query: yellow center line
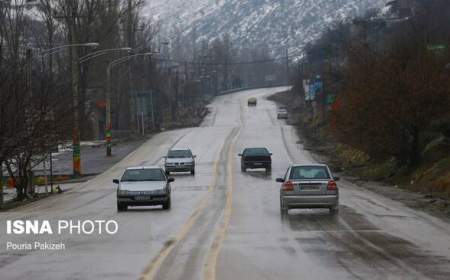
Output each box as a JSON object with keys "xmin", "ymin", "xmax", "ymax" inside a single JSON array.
[
  {"xmin": 204, "ymin": 130, "xmax": 239, "ymax": 280},
  {"xmin": 139, "ymin": 160, "xmax": 219, "ymax": 280}
]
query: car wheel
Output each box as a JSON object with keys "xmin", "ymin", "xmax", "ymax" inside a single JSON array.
[
  {"xmin": 280, "ymin": 208, "xmax": 288, "ymax": 219},
  {"xmin": 191, "ymin": 169, "xmax": 195, "ymax": 175},
  {"xmin": 117, "ymin": 203, "xmax": 127, "ymax": 212},
  {"xmin": 241, "ymin": 165, "xmax": 246, "ymax": 172},
  {"xmin": 280, "ymin": 198, "xmax": 288, "ymax": 214},
  {"xmin": 162, "ymin": 197, "xmax": 171, "ymax": 210}
]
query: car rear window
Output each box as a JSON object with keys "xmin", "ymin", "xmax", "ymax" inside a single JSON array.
[
  {"xmin": 121, "ymin": 169, "xmax": 166, "ymax": 182},
  {"xmin": 168, "ymin": 149, "xmax": 192, "ymax": 158},
  {"xmin": 289, "ymin": 166, "xmax": 330, "ymax": 180},
  {"xmin": 243, "ymin": 148, "xmax": 270, "ymax": 156}
]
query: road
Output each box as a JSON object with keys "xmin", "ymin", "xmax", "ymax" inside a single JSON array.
[{"xmin": 1, "ymin": 87, "xmax": 450, "ymax": 280}]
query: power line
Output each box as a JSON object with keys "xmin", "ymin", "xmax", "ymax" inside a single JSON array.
[{"xmin": 151, "ymin": 56, "xmax": 288, "ymax": 66}]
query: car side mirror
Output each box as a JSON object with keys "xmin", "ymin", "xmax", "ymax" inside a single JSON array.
[
  {"xmin": 334, "ymin": 176, "xmax": 340, "ymax": 181},
  {"xmin": 168, "ymin": 178, "xmax": 175, "ymax": 183},
  {"xmin": 238, "ymin": 153, "xmax": 242, "ymax": 157},
  {"xmin": 193, "ymin": 155, "xmax": 197, "ymax": 158},
  {"xmin": 113, "ymin": 179, "xmax": 120, "ymax": 184},
  {"xmin": 276, "ymin": 178, "xmax": 285, "ymax": 183},
  {"xmin": 269, "ymin": 153, "xmax": 273, "ymax": 156}
]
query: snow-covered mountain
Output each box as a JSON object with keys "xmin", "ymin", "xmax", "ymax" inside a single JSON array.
[{"xmin": 144, "ymin": 0, "xmax": 386, "ymax": 57}]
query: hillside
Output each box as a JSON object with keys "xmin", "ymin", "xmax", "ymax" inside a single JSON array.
[{"xmin": 144, "ymin": 0, "xmax": 386, "ymax": 57}]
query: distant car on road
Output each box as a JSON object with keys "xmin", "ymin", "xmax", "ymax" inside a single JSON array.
[
  {"xmin": 114, "ymin": 166, "xmax": 174, "ymax": 211},
  {"xmin": 247, "ymin": 97, "xmax": 257, "ymax": 106},
  {"xmin": 277, "ymin": 107, "xmax": 288, "ymax": 119},
  {"xmin": 239, "ymin": 147, "xmax": 272, "ymax": 172},
  {"xmin": 277, "ymin": 164, "xmax": 339, "ymax": 214},
  {"xmin": 164, "ymin": 148, "xmax": 196, "ymax": 175}
]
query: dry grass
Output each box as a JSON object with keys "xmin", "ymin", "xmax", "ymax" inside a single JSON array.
[{"xmin": 412, "ymin": 158, "xmax": 450, "ymax": 197}]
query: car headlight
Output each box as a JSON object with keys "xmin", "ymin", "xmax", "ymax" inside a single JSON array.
[
  {"xmin": 152, "ymin": 189, "xmax": 167, "ymax": 195},
  {"xmin": 117, "ymin": 190, "xmax": 130, "ymax": 196}
]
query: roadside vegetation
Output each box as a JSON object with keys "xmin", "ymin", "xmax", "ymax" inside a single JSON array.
[{"xmin": 271, "ymin": 0, "xmax": 450, "ymax": 215}]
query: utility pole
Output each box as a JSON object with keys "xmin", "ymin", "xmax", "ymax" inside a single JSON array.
[
  {"xmin": 26, "ymin": 48, "xmax": 32, "ymax": 96},
  {"xmin": 49, "ymin": 150, "xmax": 53, "ymax": 191},
  {"xmin": 26, "ymin": 47, "xmax": 34, "ymax": 195},
  {"xmin": 192, "ymin": 25, "xmax": 197, "ymax": 76},
  {"xmin": 68, "ymin": 0, "xmax": 81, "ymax": 176},
  {"xmin": 213, "ymin": 70, "xmax": 218, "ymax": 96},
  {"xmin": 224, "ymin": 50, "xmax": 229, "ymax": 91},
  {"xmin": 106, "ymin": 64, "xmax": 113, "ymax": 156},
  {"xmin": 285, "ymin": 47, "xmax": 290, "ymax": 85},
  {"xmin": 150, "ymin": 89, "xmax": 155, "ymax": 130},
  {"xmin": 127, "ymin": 0, "xmax": 135, "ymax": 136},
  {"xmin": 144, "ymin": 55, "xmax": 155, "ymax": 130},
  {"xmin": 282, "ymin": 0, "xmax": 290, "ymax": 86}
]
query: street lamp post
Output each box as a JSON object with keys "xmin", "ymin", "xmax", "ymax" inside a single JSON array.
[
  {"xmin": 40, "ymin": 43, "xmax": 99, "ymax": 57},
  {"xmin": 105, "ymin": 52, "xmax": 159, "ymax": 156},
  {"xmin": 79, "ymin": 47, "xmax": 132, "ymax": 63},
  {"xmin": 78, "ymin": 47, "xmax": 131, "ymax": 154},
  {"xmin": 25, "ymin": 42, "xmax": 99, "ymax": 177},
  {"xmin": 79, "ymin": 48, "xmax": 132, "ymax": 82}
]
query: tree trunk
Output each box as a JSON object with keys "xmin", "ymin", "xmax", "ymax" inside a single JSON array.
[
  {"xmin": 398, "ymin": 129, "xmax": 411, "ymax": 166},
  {"xmin": 19, "ymin": 165, "xmax": 27, "ymax": 201},
  {"xmin": 5, "ymin": 161, "xmax": 14, "ymax": 196},
  {"xmin": 409, "ymin": 127, "xmax": 420, "ymax": 166},
  {"xmin": 0, "ymin": 159, "xmax": 3, "ymax": 206}
]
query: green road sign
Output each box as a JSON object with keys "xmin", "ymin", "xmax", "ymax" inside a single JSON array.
[{"xmin": 427, "ymin": 44, "xmax": 447, "ymax": 51}]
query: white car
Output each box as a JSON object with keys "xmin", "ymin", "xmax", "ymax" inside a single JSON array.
[
  {"xmin": 164, "ymin": 148, "xmax": 196, "ymax": 175},
  {"xmin": 114, "ymin": 166, "xmax": 174, "ymax": 211}
]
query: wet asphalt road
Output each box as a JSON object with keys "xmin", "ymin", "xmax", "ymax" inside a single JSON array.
[{"xmin": 1, "ymin": 87, "xmax": 450, "ymax": 280}]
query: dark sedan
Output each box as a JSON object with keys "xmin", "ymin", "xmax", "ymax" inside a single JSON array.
[{"xmin": 239, "ymin": 147, "xmax": 272, "ymax": 172}]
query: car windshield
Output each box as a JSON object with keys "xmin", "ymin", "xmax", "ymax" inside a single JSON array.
[
  {"xmin": 167, "ymin": 149, "xmax": 192, "ymax": 158},
  {"xmin": 243, "ymin": 148, "xmax": 270, "ymax": 156},
  {"xmin": 121, "ymin": 169, "xmax": 166, "ymax": 182},
  {"xmin": 290, "ymin": 166, "xmax": 330, "ymax": 180}
]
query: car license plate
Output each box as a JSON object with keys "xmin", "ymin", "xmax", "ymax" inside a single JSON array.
[
  {"xmin": 301, "ymin": 185, "xmax": 319, "ymax": 191},
  {"xmin": 254, "ymin": 163, "xmax": 263, "ymax": 166},
  {"xmin": 135, "ymin": 196, "xmax": 152, "ymax": 201}
]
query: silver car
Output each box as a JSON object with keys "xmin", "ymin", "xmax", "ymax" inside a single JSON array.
[
  {"xmin": 114, "ymin": 166, "xmax": 174, "ymax": 211},
  {"xmin": 164, "ymin": 148, "xmax": 196, "ymax": 175},
  {"xmin": 277, "ymin": 164, "xmax": 339, "ymax": 214}
]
